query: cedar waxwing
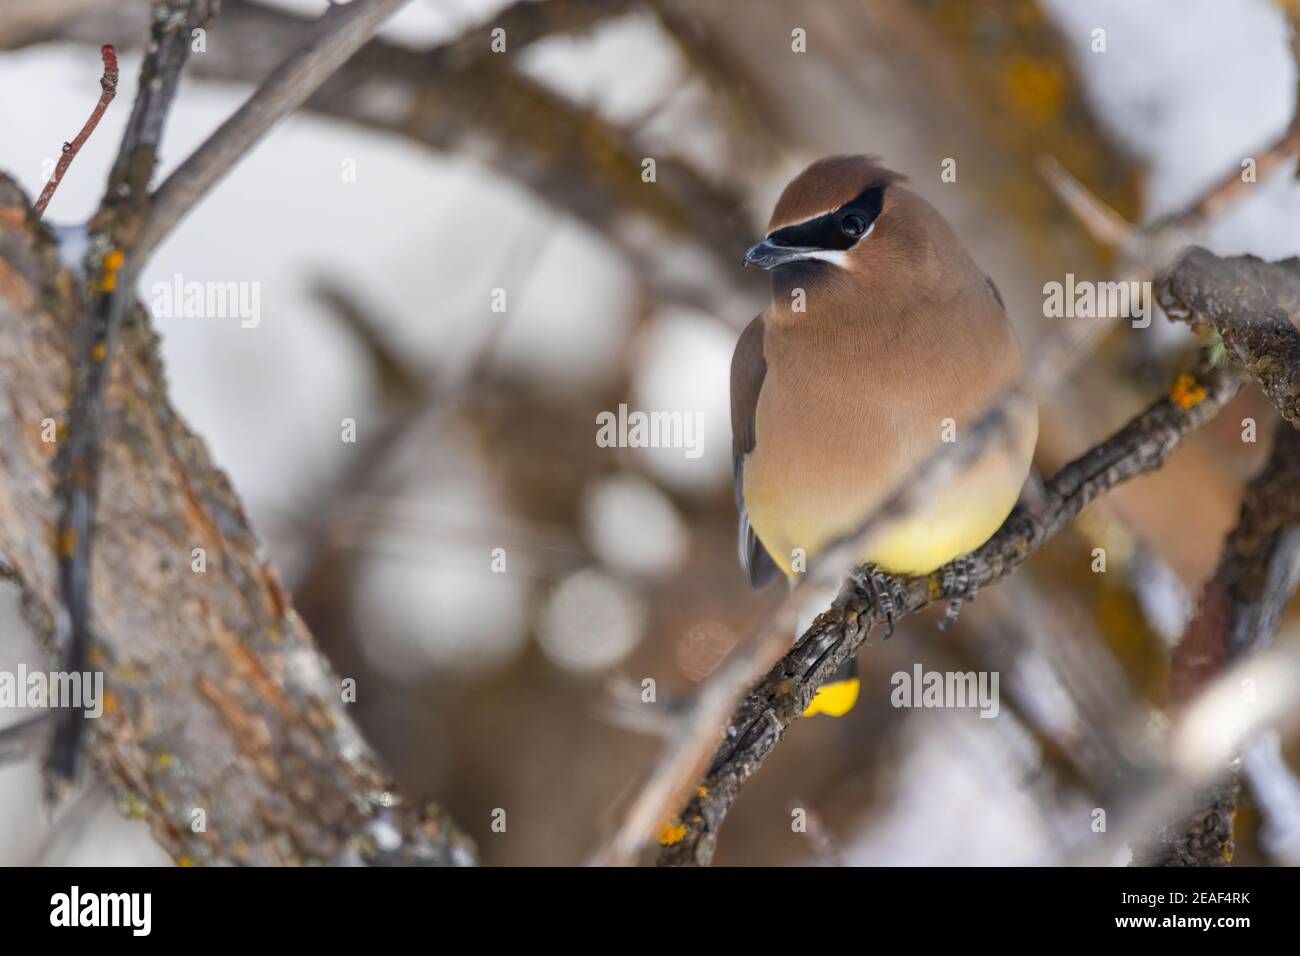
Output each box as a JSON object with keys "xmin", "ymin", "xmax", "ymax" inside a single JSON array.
[{"xmin": 732, "ymin": 155, "xmax": 1038, "ymax": 717}]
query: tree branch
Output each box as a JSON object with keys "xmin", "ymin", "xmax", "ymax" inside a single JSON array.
[
  {"xmin": 653, "ymin": 248, "xmax": 1300, "ymax": 866},
  {"xmin": 656, "ymin": 364, "xmax": 1239, "ymax": 866},
  {"xmin": 51, "ymin": 0, "xmax": 219, "ymax": 784},
  {"xmin": 1136, "ymin": 417, "xmax": 1300, "ymax": 865},
  {"xmin": 139, "ymin": 0, "xmax": 413, "ymax": 260},
  {"xmin": 20, "ymin": 0, "xmax": 759, "ymax": 316},
  {"xmin": 1159, "ymin": 247, "xmax": 1300, "ymax": 428},
  {"xmin": 0, "ymin": 173, "xmax": 475, "ymax": 865}
]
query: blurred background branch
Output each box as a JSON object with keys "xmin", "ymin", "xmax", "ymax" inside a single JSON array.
[{"xmin": 1137, "ymin": 419, "xmax": 1300, "ymax": 865}]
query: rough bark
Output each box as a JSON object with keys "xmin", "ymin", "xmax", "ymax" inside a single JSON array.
[
  {"xmin": 0, "ymin": 176, "xmax": 475, "ymax": 866},
  {"xmin": 1160, "ymin": 247, "xmax": 1300, "ymax": 428}
]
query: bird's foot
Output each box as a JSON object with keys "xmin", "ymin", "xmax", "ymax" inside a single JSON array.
[
  {"xmin": 848, "ymin": 563, "xmax": 908, "ymax": 638},
  {"xmin": 939, "ymin": 554, "xmax": 979, "ymax": 630}
]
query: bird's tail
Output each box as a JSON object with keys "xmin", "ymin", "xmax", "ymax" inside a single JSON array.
[{"xmin": 803, "ymin": 655, "xmax": 859, "ymax": 717}]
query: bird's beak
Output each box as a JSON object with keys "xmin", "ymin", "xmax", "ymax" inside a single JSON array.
[{"xmin": 743, "ymin": 239, "xmax": 820, "ymax": 270}]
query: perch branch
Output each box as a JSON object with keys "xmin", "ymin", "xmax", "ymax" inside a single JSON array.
[
  {"xmin": 655, "ymin": 365, "xmax": 1238, "ymax": 866},
  {"xmin": 595, "ymin": 276, "xmax": 1128, "ymax": 865},
  {"xmin": 602, "ymin": 91, "xmax": 1286, "ymax": 862},
  {"xmin": 649, "ymin": 249, "xmax": 1300, "ymax": 866},
  {"xmin": 598, "ymin": 221, "xmax": 1164, "ymax": 865}
]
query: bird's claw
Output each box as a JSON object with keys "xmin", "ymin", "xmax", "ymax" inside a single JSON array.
[
  {"xmin": 939, "ymin": 554, "xmax": 978, "ymax": 630},
  {"xmin": 849, "ymin": 564, "xmax": 907, "ymax": 638}
]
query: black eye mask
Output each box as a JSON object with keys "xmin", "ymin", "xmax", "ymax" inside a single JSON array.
[{"xmin": 767, "ymin": 184, "xmax": 885, "ymax": 251}]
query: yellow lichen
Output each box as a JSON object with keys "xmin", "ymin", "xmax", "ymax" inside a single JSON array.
[
  {"xmin": 99, "ymin": 249, "xmax": 125, "ymax": 292},
  {"xmin": 1170, "ymin": 373, "xmax": 1207, "ymax": 409},
  {"xmin": 1004, "ymin": 55, "xmax": 1066, "ymax": 123},
  {"xmin": 657, "ymin": 819, "xmax": 687, "ymax": 846}
]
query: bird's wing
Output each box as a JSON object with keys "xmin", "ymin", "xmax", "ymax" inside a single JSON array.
[{"xmin": 731, "ymin": 314, "xmax": 780, "ymax": 588}]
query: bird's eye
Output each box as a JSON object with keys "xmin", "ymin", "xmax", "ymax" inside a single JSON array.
[{"xmin": 840, "ymin": 213, "xmax": 867, "ymax": 237}]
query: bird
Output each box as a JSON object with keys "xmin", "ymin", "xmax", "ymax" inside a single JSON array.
[{"xmin": 731, "ymin": 155, "xmax": 1037, "ymax": 717}]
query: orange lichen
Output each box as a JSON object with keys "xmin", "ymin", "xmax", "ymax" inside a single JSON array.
[
  {"xmin": 1004, "ymin": 55, "xmax": 1066, "ymax": 123},
  {"xmin": 99, "ymin": 248, "xmax": 124, "ymax": 292},
  {"xmin": 657, "ymin": 819, "xmax": 687, "ymax": 846},
  {"xmin": 1170, "ymin": 373, "xmax": 1207, "ymax": 409}
]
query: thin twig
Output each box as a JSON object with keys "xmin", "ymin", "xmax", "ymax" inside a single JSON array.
[
  {"xmin": 138, "ymin": 0, "xmax": 413, "ymax": 261},
  {"xmin": 50, "ymin": 0, "xmax": 218, "ymax": 787},
  {"xmin": 1036, "ymin": 155, "xmax": 1133, "ymax": 248},
  {"xmin": 1040, "ymin": 11, "xmax": 1300, "ymax": 271},
  {"xmin": 16, "ymin": 0, "xmax": 757, "ymax": 316},
  {"xmin": 0, "ymin": 713, "xmax": 55, "ymax": 766},
  {"xmin": 50, "ymin": 0, "xmax": 411, "ymax": 788},
  {"xmin": 32, "ymin": 44, "xmax": 119, "ymax": 218}
]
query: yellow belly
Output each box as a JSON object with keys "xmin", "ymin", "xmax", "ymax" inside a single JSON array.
[
  {"xmin": 744, "ymin": 408, "xmax": 1036, "ymax": 577},
  {"xmin": 852, "ymin": 473, "xmax": 1021, "ymax": 574}
]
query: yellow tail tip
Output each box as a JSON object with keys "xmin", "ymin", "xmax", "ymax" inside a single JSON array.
[{"xmin": 803, "ymin": 677, "xmax": 860, "ymax": 717}]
